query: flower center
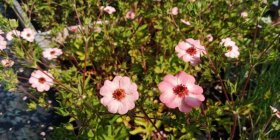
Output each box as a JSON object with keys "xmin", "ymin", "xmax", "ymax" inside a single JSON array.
[
  {"xmin": 27, "ymin": 33, "xmax": 31, "ymax": 37},
  {"xmin": 38, "ymin": 77, "xmax": 46, "ymax": 84},
  {"xmin": 227, "ymin": 46, "xmax": 232, "ymax": 51},
  {"xmin": 186, "ymin": 47, "xmax": 197, "ymax": 56},
  {"xmin": 70, "ymin": 28, "xmax": 77, "ymax": 32},
  {"xmin": 173, "ymin": 84, "xmax": 188, "ymax": 97},
  {"xmin": 50, "ymin": 51, "xmax": 56, "ymax": 55},
  {"xmin": 113, "ymin": 88, "xmax": 126, "ymax": 101}
]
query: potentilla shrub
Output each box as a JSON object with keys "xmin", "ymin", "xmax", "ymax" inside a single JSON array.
[{"xmin": 0, "ymin": 0, "xmax": 280, "ymax": 139}]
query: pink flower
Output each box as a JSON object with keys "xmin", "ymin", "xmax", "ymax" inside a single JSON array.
[
  {"xmin": 158, "ymin": 71, "xmax": 205, "ymax": 113},
  {"xmin": 100, "ymin": 76, "xmax": 139, "ymax": 114},
  {"xmin": 126, "ymin": 11, "xmax": 136, "ymax": 20},
  {"xmin": 175, "ymin": 38, "xmax": 206, "ymax": 66},
  {"xmin": 101, "ymin": 6, "xmax": 116, "ymax": 14},
  {"xmin": 0, "ymin": 36, "xmax": 7, "ymax": 50},
  {"xmin": 241, "ymin": 11, "xmax": 248, "ymax": 18},
  {"xmin": 276, "ymin": 112, "xmax": 280, "ymax": 119},
  {"xmin": 270, "ymin": 106, "xmax": 280, "ymax": 119},
  {"xmin": 1, "ymin": 59, "xmax": 14, "ymax": 67},
  {"xmin": 0, "ymin": 29, "xmax": 4, "ymax": 34},
  {"xmin": 180, "ymin": 19, "xmax": 191, "ymax": 25},
  {"xmin": 6, "ymin": 30, "xmax": 20, "ymax": 41},
  {"xmin": 221, "ymin": 38, "xmax": 240, "ymax": 58},
  {"xmin": 225, "ymin": 45, "xmax": 240, "ymax": 58},
  {"xmin": 29, "ymin": 70, "xmax": 54, "ymax": 92},
  {"xmin": 171, "ymin": 7, "xmax": 179, "ymax": 15},
  {"xmin": 207, "ymin": 34, "xmax": 213, "ymax": 42},
  {"xmin": 220, "ymin": 37, "xmax": 236, "ymax": 47},
  {"xmin": 21, "ymin": 28, "xmax": 36, "ymax": 42},
  {"xmin": 68, "ymin": 25, "xmax": 79, "ymax": 33},
  {"xmin": 42, "ymin": 48, "xmax": 63, "ymax": 60}
]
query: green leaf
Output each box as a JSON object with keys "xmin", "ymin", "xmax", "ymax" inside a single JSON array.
[{"xmin": 87, "ymin": 130, "xmax": 94, "ymax": 138}]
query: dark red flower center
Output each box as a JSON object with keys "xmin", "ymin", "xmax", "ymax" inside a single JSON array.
[
  {"xmin": 50, "ymin": 51, "xmax": 56, "ymax": 55},
  {"xmin": 27, "ymin": 33, "xmax": 31, "ymax": 37},
  {"xmin": 38, "ymin": 77, "xmax": 46, "ymax": 84},
  {"xmin": 227, "ymin": 46, "xmax": 232, "ymax": 51},
  {"xmin": 113, "ymin": 88, "xmax": 126, "ymax": 101},
  {"xmin": 173, "ymin": 84, "xmax": 188, "ymax": 97},
  {"xmin": 186, "ymin": 47, "xmax": 197, "ymax": 56}
]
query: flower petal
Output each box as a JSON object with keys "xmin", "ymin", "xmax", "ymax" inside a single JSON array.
[
  {"xmin": 100, "ymin": 80, "xmax": 116, "ymax": 97},
  {"xmin": 159, "ymin": 91, "xmax": 175, "ymax": 104},
  {"xmin": 118, "ymin": 103, "xmax": 129, "ymax": 115},
  {"xmin": 122, "ymin": 98, "xmax": 135, "ymax": 110},
  {"xmin": 184, "ymin": 95, "xmax": 202, "ymax": 107},
  {"xmin": 158, "ymin": 81, "xmax": 174, "ymax": 93},
  {"xmin": 165, "ymin": 95, "xmax": 182, "ymax": 108},
  {"xmin": 112, "ymin": 76, "xmax": 122, "ymax": 85},
  {"xmin": 107, "ymin": 100, "xmax": 121, "ymax": 114},
  {"xmin": 187, "ymin": 84, "xmax": 203, "ymax": 95},
  {"xmin": 163, "ymin": 74, "xmax": 178, "ymax": 86},
  {"xmin": 120, "ymin": 76, "xmax": 131, "ymax": 90},
  {"xmin": 176, "ymin": 71, "xmax": 195, "ymax": 85},
  {"xmin": 100, "ymin": 97, "xmax": 113, "ymax": 106},
  {"xmin": 178, "ymin": 102, "xmax": 192, "ymax": 113}
]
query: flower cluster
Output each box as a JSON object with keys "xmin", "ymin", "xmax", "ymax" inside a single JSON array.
[
  {"xmin": 6, "ymin": 28, "xmax": 36, "ymax": 42},
  {"xmin": 100, "ymin": 72, "xmax": 204, "ymax": 114}
]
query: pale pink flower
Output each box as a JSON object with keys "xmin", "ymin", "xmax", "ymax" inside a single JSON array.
[
  {"xmin": 126, "ymin": 11, "xmax": 136, "ymax": 20},
  {"xmin": 42, "ymin": 48, "xmax": 63, "ymax": 60},
  {"xmin": 225, "ymin": 45, "xmax": 240, "ymax": 58},
  {"xmin": 0, "ymin": 29, "xmax": 4, "ymax": 34},
  {"xmin": 220, "ymin": 37, "xmax": 236, "ymax": 47},
  {"xmin": 221, "ymin": 38, "xmax": 240, "ymax": 58},
  {"xmin": 270, "ymin": 106, "xmax": 280, "ymax": 119},
  {"xmin": 175, "ymin": 38, "xmax": 206, "ymax": 66},
  {"xmin": 171, "ymin": 7, "xmax": 179, "ymax": 15},
  {"xmin": 181, "ymin": 19, "xmax": 191, "ymax": 25},
  {"xmin": 158, "ymin": 71, "xmax": 204, "ymax": 113},
  {"xmin": 6, "ymin": 30, "xmax": 20, "ymax": 41},
  {"xmin": 1, "ymin": 59, "xmax": 14, "ymax": 67},
  {"xmin": 100, "ymin": 76, "xmax": 139, "ymax": 115},
  {"xmin": 102, "ymin": 6, "xmax": 116, "ymax": 14},
  {"xmin": 0, "ymin": 36, "xmax": 7, "ymax": 50},
  {"xmin": 241, "ymin": 11, "xmax": 248, "ymax": 18},
  {"xmin": 207, "ymin": 34, "xmax": 213, "ymax": 42},
  {"xmin": 21, "ymin": 28, "xmax": 36, "ymax": 42},
  {"xmin": 29, "ymin": 70, "xmax": 54, "ymax": 92}
]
